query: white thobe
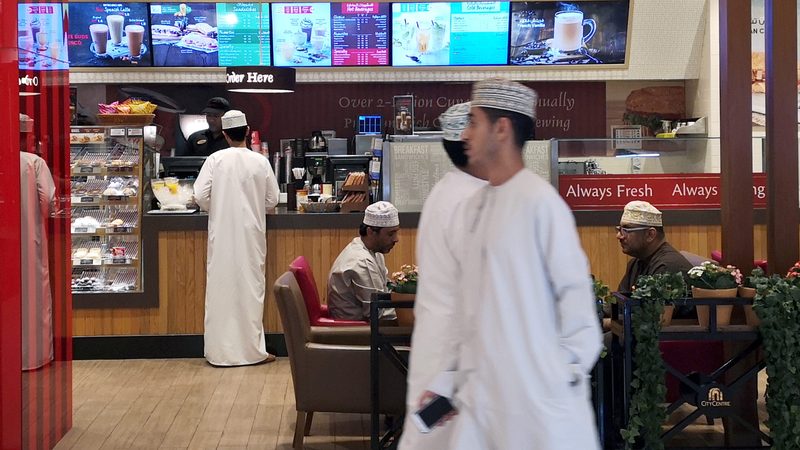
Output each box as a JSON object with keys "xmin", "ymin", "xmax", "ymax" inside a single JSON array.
[
  {"xmin": 327, "ymin": 237, "xmax": 395, "ymax": 321},
  {"xmin": 20, "ymin": 152, "xmax": 55, "ymax": 371},
  {"xmin": 447, "ymin": 169, "xmax": 602, "ymax": 450},
  {"xmin": 194, "ymin": 146, "xmax": 280, "ymax": 366},
  {"xmin": 399, "ymin": 169, "xmax": 486, "ymax": 450}
]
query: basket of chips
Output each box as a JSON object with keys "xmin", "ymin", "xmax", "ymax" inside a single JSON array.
[{"xmin": 97, "ymin": 98, "xmax": 157, "ymax": 125}]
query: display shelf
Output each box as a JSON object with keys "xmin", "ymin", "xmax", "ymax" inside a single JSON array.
[
  {"xmin": 70, "ymin": 126, "xmax": 145, "ymax": 295},
  {"xmin": 339, "ymin": 171, "xmax": 369, "ymax": 212}
]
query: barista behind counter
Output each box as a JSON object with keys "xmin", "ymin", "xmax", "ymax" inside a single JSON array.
[{"xmin": 175, "ymin": 97, "xmax": 231, "ymax": 157}]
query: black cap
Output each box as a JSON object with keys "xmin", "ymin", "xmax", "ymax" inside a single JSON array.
[{"xmin": 202, "ymin": 97, "xmax": 231, "ymax": 115}]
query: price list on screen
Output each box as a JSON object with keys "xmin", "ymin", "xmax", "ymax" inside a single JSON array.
[
  {"xmin": 217, "ymin": 2, "xmax": 270, "ymax": 66},
  {"xmin": 331, "ymin": 2, "xmax": 389, "ymax": 66}
]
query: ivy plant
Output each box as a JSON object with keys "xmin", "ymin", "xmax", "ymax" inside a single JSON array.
[
  {"xmin": 620, "ymin": 272, "xmax": 686, "ymax": 450},
  {"xmin": 753, "ymin": 276, "xmax": 800, "ymax": 449}
]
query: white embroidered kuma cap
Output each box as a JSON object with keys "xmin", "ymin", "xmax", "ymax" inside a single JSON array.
[
  {"xmin": 221, "ymin": 110, "xmax": 247, "ymax": 130},
  {"xmin": 439, "ymin": 102, "xmax": 470, "ymax": 141},
  {"xmin": 621, "ymin": 200, "xmax": 662, "ymax": 227},
  {"xmin": 470, "ymin": 78, "xmax": 538, "ymax": 119},
  {"xmin": 20, "ymin": 113, "xmax": 33, "ymax": 133},
  {"xmin": 364, "ymin": 201, "xmax": 399, "ymax": 228}
]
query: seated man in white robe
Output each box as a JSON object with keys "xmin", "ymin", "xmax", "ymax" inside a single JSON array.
[{"xmin": 326, "ymin": 201, "xmax": 399, "ymax": 321}]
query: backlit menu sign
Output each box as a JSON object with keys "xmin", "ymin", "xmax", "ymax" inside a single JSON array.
[
  {"xmin": 150, "ymin": 3, "xmax": 218, "ymax": 67},
  {"xmin": 67, "ymin": 2, "xmax": 152, "ymax": 66},
  {"xmin": 509, "ymin": 0, "xmax": 629, "ymax": 66},
  {"xmin": 391, "ymin": 2, "xmax": 509, "ymax": 67},
  {"xmin": 331, "ymin": 2, "xmax": 390, "ymax": 66},
  {"xmin": 271, "ymin": 3, "xmax": 332, "ymax": 67},
  {"xmin": 217, "ymin": 2, "xmax": 271, "ymax": 66},
  {"xmin": 18, "ymin": 3, "xmax": 68, "ymax": 70}
]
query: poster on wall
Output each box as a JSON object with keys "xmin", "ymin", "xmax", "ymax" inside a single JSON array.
[
  {"xmin": 751, "ymin": 0, "xmax": 800, "ymax": 125},
  {"xmin": 67, "ymin": 3, "xmax": 152, "ymax": 66},
  {"xmin": 217, "ymin": 2, "xmax": 271, "ymax": 66},
  {"xmin": 18, "ymin": 3, "xmax": 68, "ymax": 70},
  {"xmin": 331, "ymin": 2, "xmax": 390, "ymax": 66},
  {"xmin": 509, "ymin": 0, "xmax": 629, "ymax": 66},
  {"xmin": 272, "ymin": 3, "xmax": 332, "ymax": 67},
  {"xmin": 150, "ymin": 3, "xmax": 218, "ymax": 67}
]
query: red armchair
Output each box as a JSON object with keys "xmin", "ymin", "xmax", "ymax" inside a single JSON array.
[{"xmin": 288, "ymin": 256, "xmax": 368, "ymax": 327}]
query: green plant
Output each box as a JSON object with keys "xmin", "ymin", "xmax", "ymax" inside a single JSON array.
[
  {"xmin": 687, "ymin": 261, "xmax": 742, "ymax": 290},
  {"xmin": 388, "ymin": 264, "xmax": 418, "ymax": 294},
  {"xmin": 744, "ymin": 267, "xmax": 767, "ymax": 289},
  {"xmin": 753, "ymin": 276, "xmax": 800, "ymax": 449},
  {"xmin": 623, "ymin": 112, "xmax": 663, "ymax": 135},
  {"xmin": 620, "ymin": 272, "xmax": 686, "ymax": 450},
  {"xmin": 594, "ymin": 278, "xmax": 615, "ymax": 314}
]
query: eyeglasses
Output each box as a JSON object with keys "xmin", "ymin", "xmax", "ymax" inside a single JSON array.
[{"xmin": 615, "ymin": 226, "xmax": 652, "ymax": 235}]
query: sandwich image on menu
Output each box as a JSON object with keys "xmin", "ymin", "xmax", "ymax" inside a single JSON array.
[
  {"xmin": 67, "ymin": 2, "xmax": 151, "ymax": 66},
  {"xmin": 18, "ymin": 3, "xmax": 68, "ymax": 70},
  {"xmin": 150, "ymin": 3, "xmax": 218, "ymax": 67},
  {"xmin": 271, "ymin": 3, "xmax": 332, "ymax": 67}
]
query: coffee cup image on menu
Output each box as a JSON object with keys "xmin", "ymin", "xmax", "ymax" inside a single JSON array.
[
  {"xmin": 107, "ymin": 15, "xmax": 124, "ymax": 45},
  {"xmin": 552, "ymin": 10, "xmax": 595, "ymax": 53},
  {"xmin": 89, "ymin": 23, "xmax": 109, "ymax": 54}
]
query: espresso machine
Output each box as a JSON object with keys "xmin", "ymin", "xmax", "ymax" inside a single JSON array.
[{"xmin": 305, "ymin": 153, "xmax": 327, "ymax": 192}]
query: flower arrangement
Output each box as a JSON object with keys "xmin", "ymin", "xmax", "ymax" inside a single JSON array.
[
  {"xmin": 388, "ymin": 264, "xmax": 418, "ymax": 294},
  {"xmin": 786, "ymin": 261, "xmax": 800, "ymax": 280},
  {"xmin": 687, "ymin": 261, "xmax": 742, "ymax": 290}
]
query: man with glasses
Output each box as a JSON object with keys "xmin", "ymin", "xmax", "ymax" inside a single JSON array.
[
  {"xmin": 181, "ymin": 96, "xmax": 231, "ymax": 156},
  {"xmin": 616, "ymin": 200, "xmax": 692, "ymax": 292}
]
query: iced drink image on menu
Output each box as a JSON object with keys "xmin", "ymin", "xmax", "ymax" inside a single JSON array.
[
  {"xmin": 18, "ymin": 25, "xmax": 34, "ymax": 61},
  {"xmin": 126, "ymin": 25, "xmax": 144, "ymax": 57},
  {"xmin": 90, "ymin": 23, "xmax": 109, "ymax": 54},
  {"xmin": 107, "ymin": 15, "xmax": 124, "ymax": 45}
]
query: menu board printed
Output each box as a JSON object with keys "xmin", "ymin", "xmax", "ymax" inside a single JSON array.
[
  {"xmin": 150, "ymin": 3, "xmax": 218, "ymax": 67},
  {"xmin": 217, "ymin": 3, "xmax": 271, "ymax": 66},
  {"xmin": 272, "ymin": 3, "xmax": 332, "ymax": 67},
  {"xmin": 67, "ymin": 3, "xmax": 151, "ymax": 66},
  {"xmin": 331, "ymin": 2, "xmax": 390, "ymax": 66},
  {"xmin": 18, "ymin": 3, "xmax": 68, "ymax": 70}
]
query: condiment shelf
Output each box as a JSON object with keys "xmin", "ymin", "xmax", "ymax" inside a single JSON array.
[{"xmin": 339, "ymin": 171, "xmax": 370, "ymax": 213}]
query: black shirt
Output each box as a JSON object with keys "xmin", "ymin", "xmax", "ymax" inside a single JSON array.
[
  {"xmin": 618, "ymin": 241, "xmax": 693, "ymax": 292},
  {"xmin": 181, "ymin": 129, "xmax": 228, "ymax": 157}
]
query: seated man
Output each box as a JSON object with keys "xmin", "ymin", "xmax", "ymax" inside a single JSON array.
[
  {"xmin": 327, "ymin": 201, "xmax": 399, "ymax": 321},
  {"xmin": 617, "ymin": 200, "xmax": 693, "ymax": 292}
]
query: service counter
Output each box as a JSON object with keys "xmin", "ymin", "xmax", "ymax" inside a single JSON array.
[{"xmin": 72, "ymin": 207, "xmax": 768, "ymax": 338}]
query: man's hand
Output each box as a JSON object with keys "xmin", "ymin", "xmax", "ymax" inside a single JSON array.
[{"xmin": 417, "ymin": 390, "xmax": 458, "ymax": 428}]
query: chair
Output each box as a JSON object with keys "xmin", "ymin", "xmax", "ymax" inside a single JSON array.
[
  {"xmin": 273, "ymin": 271, "xmax": 407, "ymax": 449},
  {"xmin": 289, "ymin": 256, "xmax": 369, "ymax": 327},
  {"xmin": 710, "ymin": 250, "xmax": 767, "ymax": 272}
]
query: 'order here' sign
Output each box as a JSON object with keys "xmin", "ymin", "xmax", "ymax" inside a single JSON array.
[{"xmin": 559, "ymin": 173, "xmax": 767, "ymax": 210}]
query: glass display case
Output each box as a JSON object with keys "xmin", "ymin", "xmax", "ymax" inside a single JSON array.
[{"xmin": 69, "ymin": 126, "xmax": 144, "ymax": 294}]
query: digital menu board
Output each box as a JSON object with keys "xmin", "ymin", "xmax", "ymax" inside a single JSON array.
[
  {"xmin": 18, "ymin": 3, "xmax": 68, "ymax": 70},
  {"xmin": 510, "ymin": 1, "xmax": 629, "ymax": 66},
  {"xmin": 392, "ymin": 2, "xmax": 508, "ymax": 67},
  {"xmin": 67, "ymin": 3, "xmax": 151, "ymax": 66},
  {"xmin": 271, "ymin": 3, "xmax": 332, "ymax": 67},
  {"xmin": 150, "ymin": 3, "xmax": 218, "ymax": 67},
  {"xmin": 331, "ymin": 2, "xmax": 390, "ymax": 66},
  {"xmin": 217, "ymin": 2, "xmax": 271, "ymax": 66}
]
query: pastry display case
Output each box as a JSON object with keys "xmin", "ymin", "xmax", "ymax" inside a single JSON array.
[{"xmin": 69, "ymin": 126, "xmax": 144, "ymax": 294}]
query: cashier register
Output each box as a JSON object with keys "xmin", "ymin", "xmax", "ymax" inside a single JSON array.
[{"xmin": 160, "ymin": 156, "xmax": 206, "ymax": 179}]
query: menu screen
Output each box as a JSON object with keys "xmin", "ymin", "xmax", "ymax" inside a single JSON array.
[
  {"xmin": 331, "ymin": 2, "xmax": 390, "ymax": 66},
  {"xmin": 510, "ymin": 1, "xmax": 629, "ymax": 66},
  {"xmin": 217, "ymin": 2, "xmax": 271, "ymax": 66},
  {"xmin": 271, "ymin": 3, "xmax": 332, "ymax": 67},
  {"xmin": 18, "ymin": 3, "xmax": 68, "ymax": 70},
  {"xmin": 150, "ymin": 3, "xmax": 218, "ymax": 67},
  {"xmin": 67, "ymin": 3, "xmax": 151, "ymax": 66},
  {"xmin": 392, "ymin": 2, "xmax": 508, "ymax": 67}
]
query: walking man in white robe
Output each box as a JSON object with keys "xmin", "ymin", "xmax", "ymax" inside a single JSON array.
[
  {"xmin": 443, "ymin": 79, "xmax": 603, "ymax": 449},
  {"xmin": 399, "ymin": 103, "xmax": 487, "ymax": 450},
  {"xmin": 194, "ymin": 110, "xmax": 280, "ymax": 366}
]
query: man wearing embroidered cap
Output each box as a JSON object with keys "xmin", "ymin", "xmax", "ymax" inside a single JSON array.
[
  {"xmin": 327, "ymin": 201, "xmax": 400, "ymax": 321},
  {"xmin": 439, "ymin": 79, "xmax": 602, "ymax": 449},
  {"xmin": 398, "ymin": 103, "xmax": 487, "ymax": 450},
  {"xmin": 194, "ymin": 109, "xmax": 280, "ymax": 366},
  {"xmin": 181, "ymin": 96, "xmax": 232, "ymax": 156},
  {"xmin": 617, "ymin": 200, "xmax": 692, "ymax": 292}
]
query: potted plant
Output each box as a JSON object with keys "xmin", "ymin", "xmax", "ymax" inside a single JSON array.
[
  {"xmin": 388, "ymin": 264, "xmax": 417, "ymax": 326},
  {"xmin": 620, "ymin": 272, "xmax": 685, "ymax": 450},
  {"xmin": 739, "ymin": 267, "xmax": 766, "ymax": 326},
  {"xmin": 687, "ymin": 261, "xmax": 742, "ymax": 327}
]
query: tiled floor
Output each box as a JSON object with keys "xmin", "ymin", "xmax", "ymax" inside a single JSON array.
[{"xmin": 53, "ymin": 359, "xmax": 769, "ymax": 449}]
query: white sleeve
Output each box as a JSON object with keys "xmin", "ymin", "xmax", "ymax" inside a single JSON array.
[
  {"xmin": 264, "ymin": 158, "xmax": 280, "ymax": 209},
  {"xmin": 193, "ymin": 157, "xmax": 213, "ymax": 212}
]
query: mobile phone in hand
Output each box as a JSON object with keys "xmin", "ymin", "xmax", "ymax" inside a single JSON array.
[{"xmin": 411, "ymin": 395, "xmax": 456, "ymax": 433}]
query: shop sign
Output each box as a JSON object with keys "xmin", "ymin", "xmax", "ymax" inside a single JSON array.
[
  {"xmin": 225, "ymin": 66, "xmax": 295, "ymax": 93},
  {"xmin": 559, "ymin": 173, "xmax": 767, "ymax": 210},
  {"xmin": 696, "ymin": 383, "xmax": 733, "ymax": 418}
]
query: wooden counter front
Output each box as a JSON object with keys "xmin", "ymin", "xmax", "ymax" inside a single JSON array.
[{"xmin": 73, "ymin": 211, "xmax": 769, "ymax": 337}]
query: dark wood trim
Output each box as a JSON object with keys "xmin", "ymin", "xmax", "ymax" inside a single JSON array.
[
  {"xmin": 766, "ymin": 0, "xmax": 800, "ymax": 274},
  {"xmin": 73, "ymin": 333, "xmax": 287, "ymax": 359}
]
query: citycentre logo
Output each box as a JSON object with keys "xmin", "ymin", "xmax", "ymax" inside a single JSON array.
[{"xmin": 701, "ymin": 387, "xmax": 731, "ymax": 407}]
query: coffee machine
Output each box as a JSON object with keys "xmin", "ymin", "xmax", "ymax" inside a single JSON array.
[{"xmin": 305, "ymin": 153, "xmax": 327, "ymax": 190}]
